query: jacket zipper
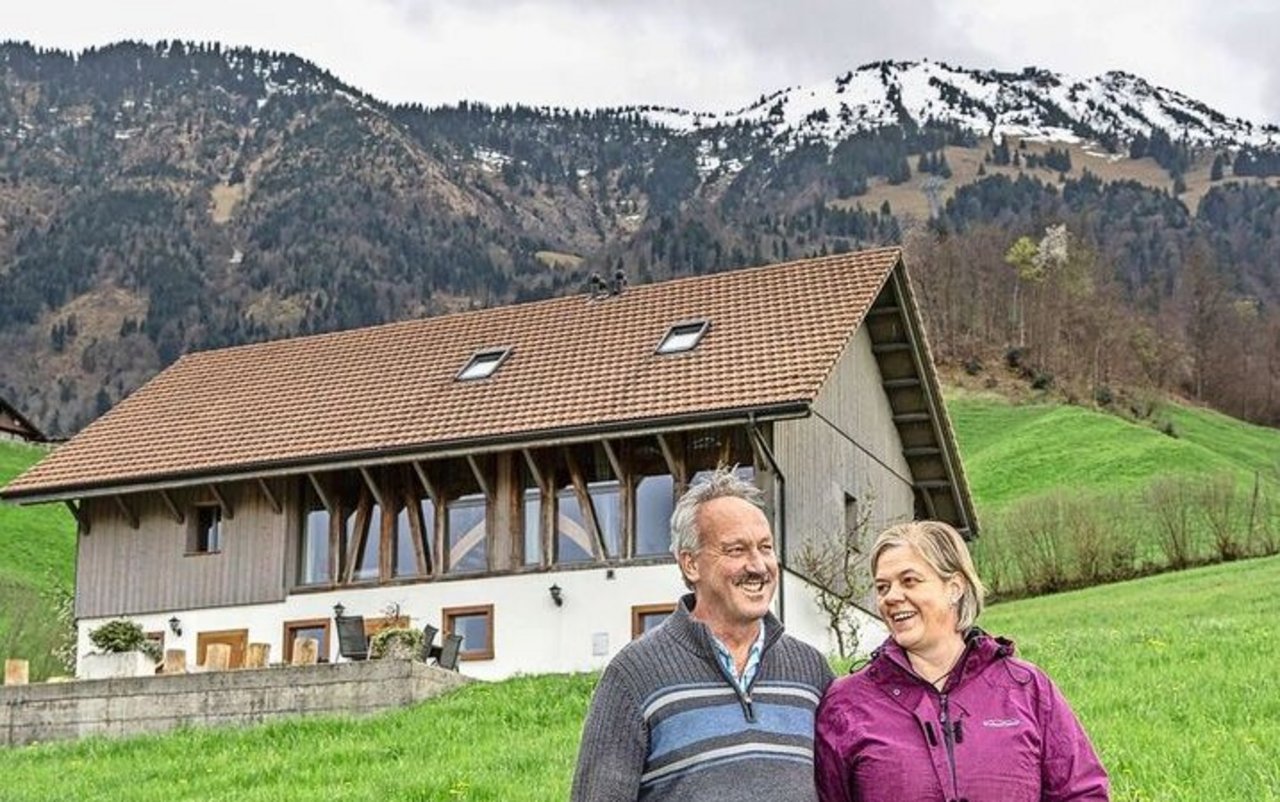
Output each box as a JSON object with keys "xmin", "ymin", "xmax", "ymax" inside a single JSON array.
[{"xmin": 939, "ymin": 692, "xmax": 960, "ymax": 799}]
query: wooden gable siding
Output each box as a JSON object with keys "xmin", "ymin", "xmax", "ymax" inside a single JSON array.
[
  {"xmin": 774, "ymin": 324, "xmax": 914, "ymax": 565},
  {"xmin": 75, "ymin": 480, "xmax": 291, "ymax": 619}
]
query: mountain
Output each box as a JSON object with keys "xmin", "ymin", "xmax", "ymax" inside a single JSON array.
[
  {"xmin": 1, "ymin": 41, "xmax": 1278, "ymax": 435},
  {"xmin": 644, "ymin": 60, "xmax": 1280, "ymax": 151}
]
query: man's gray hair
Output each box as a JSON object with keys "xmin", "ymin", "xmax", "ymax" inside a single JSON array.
[{"xmin": 669, "ymin": 465, "xmax": 765, "ymax": 557}]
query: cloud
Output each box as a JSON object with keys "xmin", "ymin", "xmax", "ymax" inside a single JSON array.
[{"xmin": 3, "ymin": 0, "xmax": 1275, "ymax": 123}]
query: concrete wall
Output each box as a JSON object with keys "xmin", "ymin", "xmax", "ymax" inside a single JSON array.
[{"xmin": 0, "ymin": 659, "xmax": 468, "ymax": 748}]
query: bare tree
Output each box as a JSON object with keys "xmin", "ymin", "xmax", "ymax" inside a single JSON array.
[{"xmin": 794, "ymin": 494, "xmax": 876, "ymax": 660}]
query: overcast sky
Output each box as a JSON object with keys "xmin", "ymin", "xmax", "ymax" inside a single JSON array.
[{"xmin": 7, "ymin": 0, "xmax": 1279, "ymax": 124}]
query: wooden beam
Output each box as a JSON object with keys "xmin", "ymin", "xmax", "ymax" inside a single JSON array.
[
  {"xmin": 466, "ymin": 454, "xmax": 493, "ymax": 500},
  {"xmin": 893, "ymin": 412, "xmax": 931, "ymax": 423},
  {"xmin": 412, "ymin": 461, "xmax": 440, "ymax": 504},
  {"xmin": 404, "ymin": 488, "xmax": 430, "ymax": 575},
  {"xmin": 917, "ymin": 484, "xmax": 939, "ymax": 519},
  {"xmin": 307, "ymin": 473, "xmax": 336, "ymax": 514},
  {"xmin": 64, "ymin": 500, "xmax": 89, "ymax": 536},
  {"xmin": 257, "ymin": 478, "xmax": 282, "ymax": 515},
  {"xmin": 208, "ymin": 484, "xmax": 234, "ymax": 520},
  {"xmin": 600, "ymin": 440, "xmax": 625, "ymax": 480},
  {"xmin": 521, "ymin": 449, "xmax": 549, "ymax": 492},
  {"xmin": 358, "ymin": 467, "xmax": 388, "ymax": 510},
  {"xmin": 903, "ymin": 446, "xmax": 942, "ymax": 458},
  {"xmin": 866, "ymin": 306, "xmax": 901, "ymax": 317},
  {"xmin": 883, "ymin": 378, "xmax": 922, "ymax": 389},
  {"xmin": 564, "ymin": 449, "xmax": 605, "ymax": 559},
  {"xmin": 344, "ymin": 494, "xmax": 371, "ymax": 583},
  {"xmin": 656, "ymin": 433, "xmax": 683, "ymax": 483},
  {"xmin": 871, "ymin": 342, "xmax": 912, "ymax": 354},
  {"xmin": 113, "ymin": 494, "xmax": 139, "ymax": 530},
  {"xmin": 158, "ymin": 489, "xmax": 184, "ymax": 524}
]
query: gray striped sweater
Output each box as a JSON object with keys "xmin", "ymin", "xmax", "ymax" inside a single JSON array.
[{"xmin": 571, "ymin": 594, "xmax": 835, "ymax": 801}]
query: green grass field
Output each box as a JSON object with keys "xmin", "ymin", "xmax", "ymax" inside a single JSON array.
[
  {"xmin": 0, "ymin": 441, "xmax": 77, "ymax": 678},
  {"xmin": 1, "ymin": 556, "xmax": 1276, "ymax": 801},
  {"xmin": 947, "ymin": 390, "xmax": 1280, "ymax": 512}
]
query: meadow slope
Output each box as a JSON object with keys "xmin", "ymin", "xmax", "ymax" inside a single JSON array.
[{"xmin": 0, "ymin": 441, "xmax": 76, "ymax": 677}]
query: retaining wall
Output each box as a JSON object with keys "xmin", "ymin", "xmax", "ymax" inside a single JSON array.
[{"xmin": 0, "ymin": 659, "xmax": 469, "ymax": 747}]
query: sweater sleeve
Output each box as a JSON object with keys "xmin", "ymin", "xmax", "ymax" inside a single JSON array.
[
  {"xmin": 570, "ymin": 664, "xmax": 648, "ymax": 802},
  {"xmin": 1037, "ymin": 671, "xmax": 1110, "ymax": 801}
]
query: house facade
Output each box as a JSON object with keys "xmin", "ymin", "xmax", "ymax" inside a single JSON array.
[
  {"xmin": 1, "ymin": 248, "xmax": 975, "ymax": 680},
  {"xmin": 0, "ymin": 398, "xmax": 47, "ymax": 445}
]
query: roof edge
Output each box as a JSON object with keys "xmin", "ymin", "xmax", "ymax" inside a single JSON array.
[{"xmin": 1, "ymin": 402, "xmax": 811, "ymax": 505}]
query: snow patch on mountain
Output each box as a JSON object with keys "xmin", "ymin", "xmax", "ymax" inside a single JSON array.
[{"xmin": 642, "ymin": 60, "xmax": 1280, "ymax": 152}]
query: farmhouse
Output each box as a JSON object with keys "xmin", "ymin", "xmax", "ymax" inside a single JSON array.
[
  {"xmin": 0, "ymin": 397, "xmax": 48, "ymax": 445},
  {"xmin": 1, "ymin": 248, "xmax": 975, "ymax": 680}
]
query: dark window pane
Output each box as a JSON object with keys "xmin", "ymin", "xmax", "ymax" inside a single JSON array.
[
  {"xmin": 452, "ymin": 613, "xmax": 490, "ymax": 654},
  {"xmin": 353, "ymin": 503, "xmax": 381, "ymax": 581},
  {"xmin": 556, "ymin": 488, "xmax": 593, "ymax": 563},
  {"xmin": 197, "ymin": 506, "xmax": 222, "ymax": 553},
  {"xmin": 639, "ymin": 611, "xmax": 670, "ymax": 633},
  {"xmin": 523, "ymin": 488, "xmax": 542, "ymax": 566},
  {"xmin": 300, "ymin": 507, "xmax": 331, "ymax": 584},
  {"xmin": 448, "ymin": 494, "xmax": 487, "ymax": 573},
  {"xmin": 393, "ymin": 505, "xmax": 425, "ymax": 577},
  {"xmin": 635, "ymin": 474, "xmax": 675, "ymax": 556},
  {"xmin": 589, "ymin": 480, "xmax": 622, "ymax": 558}
]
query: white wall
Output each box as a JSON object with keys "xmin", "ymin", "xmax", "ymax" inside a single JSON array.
[
  {"xmin": 78, "ymin": 563, "xmax": 689, "ymax": 681},
  {"xmin": 76, "ymin": 565, "xmax": 890, "ymax": 679},
  {"xmin": 780, "ymin": 570, "xmax": 887, "ymax": 661}
]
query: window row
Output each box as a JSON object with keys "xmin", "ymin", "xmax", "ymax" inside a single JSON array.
[{"xmin": 296, "ymin": 429, "xmax": 759, "ymax": 588}]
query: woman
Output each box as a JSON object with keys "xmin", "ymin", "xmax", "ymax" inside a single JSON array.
[{"xmin": 815, "ymin": 521, "xmax": 1109, "ymax": 802}]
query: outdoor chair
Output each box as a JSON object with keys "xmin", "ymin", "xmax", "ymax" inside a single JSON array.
[
  {"xmin": 436, "ymin": 633, "xmax": 464, "ymax": 671},
  {"xmin": 421, "ymin": 623, "xmax": 442, "ymax": 662},
  {"xmin": 334, "ymin": 614, "xmax": 369, "ymax": 661}
]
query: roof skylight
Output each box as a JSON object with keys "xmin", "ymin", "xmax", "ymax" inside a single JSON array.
[
  {"xmin": 656, "ymin": 320, "xmax": 709, "ymax": 355},
  {"xmin": 457, "ymin": 348, "xmax": 511, "ymax": 381}
]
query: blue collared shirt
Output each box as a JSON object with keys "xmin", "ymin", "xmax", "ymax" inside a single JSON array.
[{"xmin": 710, "ymin": 622, "xmax": 766, "ymax": 693}]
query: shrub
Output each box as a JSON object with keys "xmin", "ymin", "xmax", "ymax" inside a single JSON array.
[
  {"xmin": 88, "ymin": 619, "xmax": 147, "ymax": 654},
  {"xmin": 1093, "ymin": 384, "xmax": 1114, "ymax": 407},
  {"xmin": 1199, "ymin": 474, "xmax": 1244, "ymax": 561},
  {"xmin": 1148, "ymin": 477, "xmax": 1199, "ymax": 569},
  {"xmin": 1004, "ymin": 346, "xmax": 1027, "ymax": 370},
  {"xmin": 370, "ymin": 627, "xmax": 424, "ymax": 660}
]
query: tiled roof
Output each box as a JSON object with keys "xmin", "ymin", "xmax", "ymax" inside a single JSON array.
[{"xmin": 2, "ymin": 248, "xmax": 902, "ymax": 499}]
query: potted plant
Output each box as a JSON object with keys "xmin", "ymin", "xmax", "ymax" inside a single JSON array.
[
  {"xmin": 82, "ymin": 619, "xmax": 160, "ymax": 679},
  {"xmin": 369, "ymin": 626, "xmax": 424, "ymax": 661}
]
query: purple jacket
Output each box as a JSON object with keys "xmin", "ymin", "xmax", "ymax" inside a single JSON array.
[{"xmin": 816, "ymin": 631, "xmax": 1108, "ymax": 802}]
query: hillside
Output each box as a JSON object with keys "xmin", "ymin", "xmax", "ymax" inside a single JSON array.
[
  {"xmin": 0, "ymin": 41, "xmax": 1278, "ymax": 434},
  {"xmin": 0, "ymin": 556, "xmax": 1274, "ymax": 801},
  {"xmin": 948, "ymin": 390, "xmax": 1280, "ymax": 511}
]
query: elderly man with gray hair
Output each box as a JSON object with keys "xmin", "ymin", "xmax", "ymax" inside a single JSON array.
[{"xmin": 571, "ymin": 466, "xmax": 834, "ymax": 801}]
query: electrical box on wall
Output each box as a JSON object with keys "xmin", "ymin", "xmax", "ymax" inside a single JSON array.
[{"xmin": 591, "ymin": 632, "xmax": 609, "ymax": 656}]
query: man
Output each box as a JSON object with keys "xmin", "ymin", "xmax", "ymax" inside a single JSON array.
[{"xmin": 571, "ymin": 466, "xmax": 835, "ymax": 801}]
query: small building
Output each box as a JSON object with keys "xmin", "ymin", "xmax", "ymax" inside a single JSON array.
[
  {"xmin": 0, "ymin": 397, "xmax": 48, "ymax": 445},
  {"xmin": 1, "ymin": 248, "xmax": 975, "ymax": 679}
]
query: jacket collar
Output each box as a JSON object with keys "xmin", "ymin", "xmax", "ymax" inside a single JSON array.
[{"xmin": 869, "ymin": 628, "xmax": 1015, "ymax": 690}]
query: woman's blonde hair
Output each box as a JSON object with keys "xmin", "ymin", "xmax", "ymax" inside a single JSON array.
[{"xmin": 871, "ymin": 520, "xmax": 987, "ymax": 630}]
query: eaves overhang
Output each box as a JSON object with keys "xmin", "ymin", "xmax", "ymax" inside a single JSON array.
[{"xmin": 0, "ymin": 401, "xmax": 811, "ymax": 505}]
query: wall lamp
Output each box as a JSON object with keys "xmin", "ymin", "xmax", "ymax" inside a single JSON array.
[
  {"xmin": 167, "ymin": 616, "xmax": 182, "ymax": 638},
  {"xmin": 333, "ymin": 602, "xmax": 346, "ymax": 619},
  {"xmin": 548, "ymin": 584, "xmax": 564, "ymax": 607}
]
